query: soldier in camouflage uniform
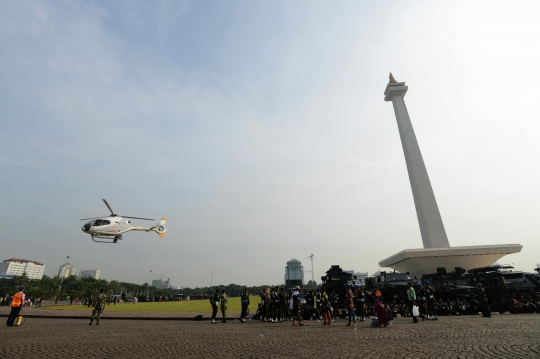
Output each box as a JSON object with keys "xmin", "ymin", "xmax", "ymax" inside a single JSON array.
[
  {"xmin": 220, "ymin": 289, "xmax": 228, "ymax": 323},
  {"xmin": 89, "ymin": 289, "xmax": 106, "ymax": 325}
]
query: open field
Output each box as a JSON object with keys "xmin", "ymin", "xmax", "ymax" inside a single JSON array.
[{"xmin": 41, "ymin": 297, "xmax": 244, "ymax": 313}]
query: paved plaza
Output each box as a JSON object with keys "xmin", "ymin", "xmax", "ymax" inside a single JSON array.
[{"xmin": 1, "ymin": 314, "xmax": 539, "ymax": 358}]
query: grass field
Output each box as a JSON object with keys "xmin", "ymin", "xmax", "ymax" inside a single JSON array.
[{"xmin": 42, "ymin": 297, "xmax": 246, "ymax": 313}]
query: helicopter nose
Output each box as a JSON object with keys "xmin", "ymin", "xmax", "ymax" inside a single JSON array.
[{"xmin": 82, "ymin": 222, "xmax": 92, "ymax": 232}]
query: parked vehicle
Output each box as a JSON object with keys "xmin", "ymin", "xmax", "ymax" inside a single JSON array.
[
  {"xmin": 365, "ymin": 271, "xmax": 417, "ymax": 302},
  {"xmin": 421, "ymin": 267, "xmax": 476, "ymax": 300}
]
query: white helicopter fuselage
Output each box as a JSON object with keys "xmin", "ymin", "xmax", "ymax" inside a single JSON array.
[{"xmin": 81, "ymin": 217, "xmax": 167, "ymax": 238}]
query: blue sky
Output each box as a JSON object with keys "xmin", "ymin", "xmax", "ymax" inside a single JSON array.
[{"xmin": 1, "ymin": 1, "xmax": 539, "ymax": 287}]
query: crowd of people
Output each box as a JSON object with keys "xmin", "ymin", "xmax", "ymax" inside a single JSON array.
[
  {"xmin": 215, "ymin": 280, "xmax": 540, "ymax": 328},
  {"xmin": 2, "ymin": 293, "xmax": 44, "ymax": 307}
]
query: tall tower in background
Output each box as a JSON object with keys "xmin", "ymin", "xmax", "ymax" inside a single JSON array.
[
  {"xmin": 379, "ymin": 74, "xmax": 521, "ymax": 275},
  {"xmin": 284, "ymin": 258, "xmax": 304, "ymax": 287},
  {"xmin": 384, "ymin": 74, "xmax": 450, "ymax": 249}
]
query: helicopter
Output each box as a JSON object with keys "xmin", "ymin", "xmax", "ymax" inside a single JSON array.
[{"xmin": 81, "ymin": 199, "xmax": 167, "ymax": 244}]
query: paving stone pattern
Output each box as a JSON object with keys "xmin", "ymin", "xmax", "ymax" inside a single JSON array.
[{"xmin": 2, "ymin": 315, "xmax": 539, "ymax": 358}]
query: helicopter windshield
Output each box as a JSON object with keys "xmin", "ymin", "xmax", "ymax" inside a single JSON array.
[{"xmin": 92, "ymin": 220, "xmax": 110, "ymax": 226}]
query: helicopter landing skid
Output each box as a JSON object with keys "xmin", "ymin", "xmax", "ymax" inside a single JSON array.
[{"xmin": 91, "ymin": 234, "xmax": 122, "ymax": 244}]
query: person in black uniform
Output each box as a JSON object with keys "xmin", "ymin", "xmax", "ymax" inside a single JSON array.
[
  {"xmin": 210, "ymin": 289, "xmax": 220, "ymax": 323},
  {"xmin": 259, "ymin": 289, "xmax": 266, "ymax": 321},
  {"xmin": 422, "ymin": 280, "xmax": 437, "ymax": 320},
  {"xmin": 272, "ymin": 286, "xmax": 281, "ymax": 323},
  {"xmin": 354, "ymin": 286, "xmax": 366, "ymax": 321},
  {"xmin": 240, "ymin": 288, "xmax": 249, "ymax": 323},
  {"xmin": 315, "ymin": 288, "xmax": 321, "ymax": 315},
  {"xmin": 476, "ymin": 284, "xmax": 491, "ymax": 317},
  {"xmin": 278, "ymin": 288, "xmax": 286, "ymax": 322},
  {"xmin": 331, "ymin": 289, "xmax": 339, "ymax": 319},
  {"xmin": 305, "ymin": 290, "xmax": 314, "ymax": 308}
]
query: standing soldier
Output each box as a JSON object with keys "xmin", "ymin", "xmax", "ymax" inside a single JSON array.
[
  {"xmin": 240, "ymin": 288, "xmax": 249, "ymax": 323},
  {"xmin": 279, "ymin": 288, "xmax": 287, "ymax": 322},
  {"xmin": 89, "ymin": 288, "xmax": 106, "ymax": 325},
  {"xmin": 476, "ymin": 283, "xmax": 491, "ymax": 317},
  {"xmin": 210, "ymin": 289, "xmax": 220, "ymax": 323},
  {"xmin": 5, "ymin": 286, "xmax": 25, "ymax": 327},
  {"xmin": 220, "ymin": 289, "xmax": 228, "ymax": 323},
  {"xmin": 272, "ymin": 287, "xmax": 281, "ymax": 323},
  {"xmin": 423, "ymin": 280, "xmax": 437, "ymax": 320}
]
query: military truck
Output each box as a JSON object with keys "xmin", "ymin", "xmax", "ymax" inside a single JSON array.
[
  {"xmin": 421, "ymin": 267, "xmax": 476, "ymax": 300},
  {"xmin": 466, "ymin": 265, "xmax": 540, "ymax": 297},
  {"xmin": 365, "ymin": 271, "xmax": 417, "ymax": 302}
]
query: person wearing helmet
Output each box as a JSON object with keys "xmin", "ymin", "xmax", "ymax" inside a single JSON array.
[
  {"xmin": 344, "ymin": 283, "xmax": 356, "ymax": 327},
  {"xmin": 6, "ymin": 286, "xmax": 25, "ymax": 326}
]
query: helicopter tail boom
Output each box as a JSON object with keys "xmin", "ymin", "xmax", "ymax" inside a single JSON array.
[{"xmin": 131, "ymin": 217, "xmax": 167, "ymax": 237}]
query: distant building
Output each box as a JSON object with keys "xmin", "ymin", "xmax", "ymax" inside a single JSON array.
[
  {"xmin": 343, "ymin": 270, "xmax": 369, "ymax": 286},
  {"xmin": 353, "ymin": 272, "xmax": 369, "ymax": 286},
  {"xmin": 0, "ymin": 258, "xmax": 45, "ymax": 280},
  {"xmin": 151, "ymin": 278, "xmax": 171, "ymax": 289},
  {"xmin": 58, "ymin": 263, "xmax": 76, "ymax": 278},
  {"xmin": 79, "ymin": 270, "xmax": 100, "ymax": 279},
  {"xmin": 285, "ymin": 258, "xmax": 304, "ymax": 287}
]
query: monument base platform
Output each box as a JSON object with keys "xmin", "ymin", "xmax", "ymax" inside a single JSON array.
[{"xmin": 379, "ymin": 244, "xmax": 523, "ymax": 276}]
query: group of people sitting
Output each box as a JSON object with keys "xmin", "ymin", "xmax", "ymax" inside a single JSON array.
[{"xmin": 249, "ymin": 281, "xmax": 540, "ymax": 327}]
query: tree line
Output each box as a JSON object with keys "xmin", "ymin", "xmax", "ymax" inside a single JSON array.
[{"xmin": 0, "ymin": 273, "xmax": 313, "ymax": 299}]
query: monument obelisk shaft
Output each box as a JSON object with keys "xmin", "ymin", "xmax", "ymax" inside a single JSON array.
[{"xmin": 384, "ymin": 74, "xmax": 450, "ymax": 249}]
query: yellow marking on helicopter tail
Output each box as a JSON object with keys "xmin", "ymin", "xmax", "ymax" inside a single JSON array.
[
  {"xmin": 161, "ymin": 217, "xmax": 167, "ymax": 221},
  {"xmin": 158, "ymin": 233, "xmax": 165, "ymax": 238}
]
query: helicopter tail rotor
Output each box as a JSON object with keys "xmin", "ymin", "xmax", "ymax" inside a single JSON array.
[{"xmin": 154, "ymin": 217, "xmax": 167, "ymax": 238}]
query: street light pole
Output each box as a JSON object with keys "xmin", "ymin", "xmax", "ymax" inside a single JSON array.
[{"xmin": 307, "ymin": 253, "xmax": 314, "ymax": 284}]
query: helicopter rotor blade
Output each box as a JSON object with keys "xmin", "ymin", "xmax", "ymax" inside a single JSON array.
[
  {"xmin": 80, "ymin": 216, "xmax": 109, "ymax": 220},
  {"xmin": 102, "ymin": 199, "xmax": 114, "ymax": 215},
  {"xmin": 122, "ymin": 216, "xmax": 155, "ymax": 221}
]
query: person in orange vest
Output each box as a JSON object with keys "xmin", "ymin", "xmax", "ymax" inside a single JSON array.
[{"xmin": 6, "ymin": 286, "xmax": 25, "ymax": 326}]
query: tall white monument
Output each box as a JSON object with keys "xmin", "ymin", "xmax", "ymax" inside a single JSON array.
[{"xmin": 379, "ymin": 74, "xmax": 522, "ymax": 275}]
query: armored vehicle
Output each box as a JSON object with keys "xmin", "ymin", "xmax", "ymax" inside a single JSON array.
[
  {"xmin": 466, "ymin": 265, "xmax": 540, "ymax": 297},
  {"xmin": 421, "ymin": 267, "xmax": 475, "ymax": 300},
  {"xmin": 365, "ymin": 271, "xmax": 417, "ymax": 302},
  {"xmin": 320, "ymin": 265, "xmax": 356, "ymax": 300}
]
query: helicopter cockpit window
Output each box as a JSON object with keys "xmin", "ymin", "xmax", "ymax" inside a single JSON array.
[
  {"xmin": 102, "ymin": 220, "xmax": 110, "ymax": 225},
  {"xmin": 93, "ymin": 219, "xmax": 103, "ymax": 226}
]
